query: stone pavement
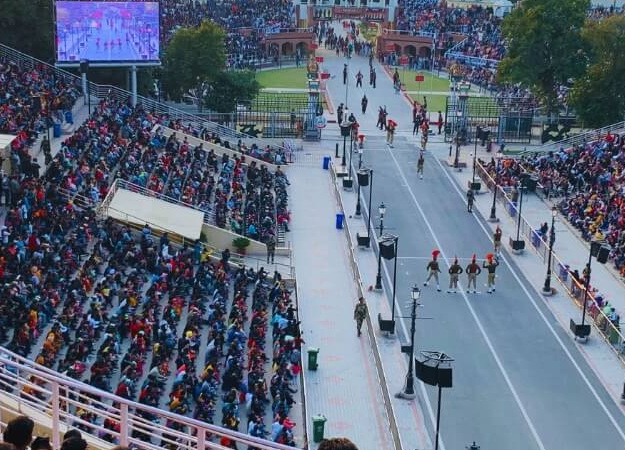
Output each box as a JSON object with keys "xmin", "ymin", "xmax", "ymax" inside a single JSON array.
[{"xmin": 289, "ymin": 160, "xmax": 399, "ymax": 450}]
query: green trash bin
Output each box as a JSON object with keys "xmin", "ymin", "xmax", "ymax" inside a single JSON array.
[
  {"xmin": 307, "ymin": 347, "xmax": 319, "ymax": 371},
  {"xmin": 312, "ymin": 415, "xmax": 327, "ymax": 443}
]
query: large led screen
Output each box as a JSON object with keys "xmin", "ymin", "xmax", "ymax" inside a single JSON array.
[{"xmin": 55, "ymin": 1, "xmax": 160, "ymax": 65}]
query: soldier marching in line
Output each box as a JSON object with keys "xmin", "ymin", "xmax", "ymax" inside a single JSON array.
[
  {"xmin": 466, "ymin": 254, "xmax": 482, "ymax": 293},
  {"xmin": 354, "ymin": 297, "xmax": 368, "ymax": 337},
  {"xmin": 483, "ymin": 253, "xmax": 499, "ymax": 293},
  {"xmin": 447, "ymin": 257, "xmax": 463, "ymax": 293},
  {"xmin": 424, "ymin": 250, "xmax": 442, "ymax": 291}
]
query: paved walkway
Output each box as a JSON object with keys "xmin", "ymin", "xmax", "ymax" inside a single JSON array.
[{"xmin": 289, "ymin": 162, "xmax": 398, "ymax": 449}]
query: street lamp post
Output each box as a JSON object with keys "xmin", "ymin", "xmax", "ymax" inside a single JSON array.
[
  {"xmin": 397, "ymin": 285, "xmax": 420, "ymax": 399},
  {"xmin": 515, "ymin": 179, "xmax": 525, "ymax": 242},
  {"xmin": 542, "ymin": 207, "xmax": 557, "ymax": 295},
  {"xmin": 355, "ymin": 147, "xmax": 364, "ymax": 216},
  {"xmin": 341, "ymin": 110, "xmax": 350, "ymax": 168},
  {"xmin": 366, "ymin": 169, "xmax": 374, "ymax": 248},
  {"xmin": 471, "ymin": 126, "xmax": 480, "ymax": 185},
  {"xmin": 375, "ymin": 202, "xmax": 386, "ymax": 290},
  {"xmin": 488, "ymin": 156, "xmax": 501, "ymax": 222}
]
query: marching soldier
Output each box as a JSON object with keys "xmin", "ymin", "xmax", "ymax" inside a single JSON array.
[
  {"xmin": 483, "ymin": 253, "xmax": 499, "ymax": 293},
  {"xmin": 467, "ymin": 188, "xmax": 475, "ymax": 213},
  {"xmin": 465, "ymin": 255, "xmax": 482, "ymax": 294},
  {"xmin": 424, "ymin": 250, "xmax": 442, "ymax": 291},
  {"xmin": 354, "ymin": 297, "xmax": 368, "ymax": 337},
  {"xmin": 493, "ymin": 226, "xmax": 502, "ymax": 256},
  {"xmin": 447, "ymin": 257, "xmax": 463, "ymax": 293},
  {"xmin": 417, "ymin": 151, "xmax": 425, "ymax": 179}
]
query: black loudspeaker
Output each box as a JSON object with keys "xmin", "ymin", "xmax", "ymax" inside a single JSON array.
[
  {"xmin": 357, "ymin": 169, "xmax": 369, "ymax": 186},
  {"xmin": 380, "ymin": 239, "xmax": 396, "ymax": 260},
  {"xmin": 437, "ymin": 364, "xmax": 453, "ymax": 388},
  {"xmin": 340, "ymin": 124, "xmax": 351, "ymax": 137},
  {"xmin": 590, "ymin": 241, "xmax": 601, "ymax": 257},
  {"xmin": 597, "ymin": 246, "xmax": 610, "ymax": 264},
  {"xmin": 80, "ymin": 60, "xmax": 89, "ymax": 74},
  {"xmin": 415, "ymin": 358, "xmax": 439, "ymax": 386}
]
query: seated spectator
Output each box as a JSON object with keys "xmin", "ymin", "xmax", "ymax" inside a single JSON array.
[
  {"xmin": 3, "ymin": 416, "xmax": 34, "ymax": 450},
  {"xmin": 319, "ymin": 438, "xmax": 359, "ymax": 450}
]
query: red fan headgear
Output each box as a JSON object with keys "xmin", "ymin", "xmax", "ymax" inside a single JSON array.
[
  {"xmin": 432, "ymin": 250, "xmax": 441, "ymax": 260},
  {"xmin": 486, "ymin": 253, "xmax": 494, "ymax": 262},
  {"xmin": 472, "ymin": 254, "xmax": 476, "ymax": 263}
]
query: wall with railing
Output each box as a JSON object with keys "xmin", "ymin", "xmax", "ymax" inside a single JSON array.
[
  {"xmin": 476, "ymin": 161, "xmax": 625, "ymax": 362},
  {"xmin": 0, "ymin": 347, "xmax": 300, "ymax": 450}
]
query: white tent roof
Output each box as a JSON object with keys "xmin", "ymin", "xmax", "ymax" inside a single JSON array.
[
  {"xmin": 493, "ymin": 0, "xmax": 513, "ymax": 7},
  {"xmin": 0, "ymin": 134, "xmax": 16, "ymax": 151}
]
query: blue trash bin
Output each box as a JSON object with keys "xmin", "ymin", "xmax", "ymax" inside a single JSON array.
[
  {"xmin": 53, "ymin": 123, "xmax": 61, "ymax": 138},
  {"xmin": 335, "ymin": 213, "xmax": 344, "ymax": 229},
  {"xmin": 323, "ymin": 156, "xmax": 331, "ymax": 170},
  {"xmin": 64, "ymin": 111, "xmax": 73, "ymax": 124}
]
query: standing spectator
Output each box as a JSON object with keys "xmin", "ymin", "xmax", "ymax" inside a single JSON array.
[{"xmin": 266, "ymin": 235, "xmax": 276, "ymax": 264}]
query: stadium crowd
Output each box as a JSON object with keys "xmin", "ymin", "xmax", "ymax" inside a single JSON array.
[
  {"xmin": 0, "ymin": 48, "xmax": 300, "ymax": 445},
  {"xmin": 158, "ymin": 0, "xmax": 296, "ymax": 68}
]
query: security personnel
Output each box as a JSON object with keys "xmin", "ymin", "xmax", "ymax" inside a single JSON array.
[
  {"xmin": 447, "ymin": 258, "xmax": 463, "ymax": 293},
  {"xmin": 493, "ymin": 226, "xmax": 502, "ymax": 255},
  {"xmin": 424, "ymin": 250, "xmax": 442, "ymax": 291},
  {"xmin": 467, "ymin": 188, "xmax": 475, "ymax": 213},
  {"xmin": 483, "ymin": 253, "xmax": 499, "ymax": 293},
  {"xmin": 353, "ymin": 297, "xmax": 368, "ymax": 337},
  {"xmin": 465, "ymin": 255, "xmax": 482, "ymax": 293}
]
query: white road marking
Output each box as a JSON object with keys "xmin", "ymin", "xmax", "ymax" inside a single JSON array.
[
  {"xmin": 432, "ymin": 153, "xmax": 625, "ymax": 443},
  {"xmin": 385, "ymin": 146, "xmax": 549, "ymax": 450}
]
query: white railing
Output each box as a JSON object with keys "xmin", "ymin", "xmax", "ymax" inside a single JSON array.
[
  {"xmin": 0, "ymin": 346, "xmax": 299, "ymax": 450},
  {"xmin": 444, "ymin": 52, "xmax": 500, "ymax": 68},
  {"xmin": 520, "ymin": 120, "xmax": 625, "ymax": 155}
]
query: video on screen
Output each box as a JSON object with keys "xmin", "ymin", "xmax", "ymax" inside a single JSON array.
[{"xmin": 55, "ymin": 1, "xmax": 160, "ymax": 64}]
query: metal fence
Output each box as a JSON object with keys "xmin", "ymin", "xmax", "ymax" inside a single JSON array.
[
  {"xmin": 0, "ymin": 346, "xmax": 300, "ymax": 450},
  {"xmin": 0, "ymin": 43, "xmax": 293, "ymax": 159},
  {"xmin": 476, "ymin": 161, "xmax": 625, "ymax": 362}
]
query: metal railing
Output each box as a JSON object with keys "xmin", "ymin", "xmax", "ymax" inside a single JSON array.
[
  {"xmin": 520, "ymin": 120, "xmax": 625, "ymax": 156},
  {"xmin": 0, "ymin": 42, "xmax": 292, "ymax": 159},
  {"xmin": 444, "ymin": 52, "xmax": 500, "ymax": 68},
  {"xmin": 476, "ymin": 161, "xmax": 625, "ymax": 363},
  {"xmin": 0, "ymin": 346, "xmax": 300, "ymax": 450}
]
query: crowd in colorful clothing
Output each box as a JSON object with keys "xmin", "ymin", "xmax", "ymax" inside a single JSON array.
[{"xmin": 0, "ymin": 60, "xmax": 300, "ymax": 447}]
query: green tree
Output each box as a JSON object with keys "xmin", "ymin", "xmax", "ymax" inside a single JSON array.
[
  {"xmin": 0, "ymin": 0, "xmax": 54, "ymax": 61},
  {"xmin": 497, "ymin": 0, "xmax": 590, "ymax": 114},
  {"xmin": 570, "ymin": 15, "xmax": 625, "ymax": 128},
  {"xmin": 161, "ymin": 20, "xmax": 226, "ymax": 102},
  {"xmin": 204, "ymin": 71, "xmax": 260, "ymax": 113}
]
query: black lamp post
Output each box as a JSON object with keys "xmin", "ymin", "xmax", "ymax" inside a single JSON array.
[
  {"xmin": 340, "ymin": 110, "xmax": 351, "ymax": 168},
  {"xmin": 509, "ymin": 175, "xmax": 527, "ymax": 252},
  {"xmin": 471, "ymin": 126, "xmax": 479, "ymax": 184},
  {"xmin": 570, "ymin": 240, "xmax": 609, "ymax": 341},
  {"xmin": 375, "ymin": 202, "xmax": 386, "ymax": 290},
  {"xmin": 542, "ymin": 207, "xmax": 557, "ymax": 295},
  {"xmin": 366, "ymin": 169, "xmax": 373, "ymax": 248},
  {"xmin": 488, "ymin": 155, "xmax": 501, "ymax": 222},
  {"xmin": 397, "ymin": 285, "xmax": 420, "ymax": 399}
]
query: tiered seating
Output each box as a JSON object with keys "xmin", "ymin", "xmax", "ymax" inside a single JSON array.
[
  {"xmin": 0, "ymin": 57, "xmax": 80, "ymax": 168},
  {"xmin": 0, "ymin": 105, "xmax": 299, "ymax": 448}
]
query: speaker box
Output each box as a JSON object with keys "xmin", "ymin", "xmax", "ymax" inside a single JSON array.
[
  {"xmin": 590, "ymin": 241, "xmax": 601, "ymax": 257},
  {"xmin": 597, "ymin": 245, "xmax": 610, "ymax": 264},
  {"xmin": 340, "ymin": 124, "xmax": 351, "ymax": 137},
  {"xmin": 437, "ymin": 365, "xmax": 453, "ymax": 388},
  {"xmin": 415, "ymin": 358, "xmax": 439, "ymax": 386},
  {"xmin": 380, "ymin": 239, "xmax": 396, "ymax": 260},
  {"xmin": 357, "ymin": 169, "xmax": 369, "ymax": 186},
  {"xmin": 80, "ymin": 60, "xmax": 89, "ymax": 74},
  {"xmin": 509, "ymin": 238, "xmax": 525, "ymax": 251}
]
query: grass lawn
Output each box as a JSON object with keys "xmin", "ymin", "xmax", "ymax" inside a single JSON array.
[
  {"xmin": 409, "ymin": 93, "xmax": 500, "ymax": 115},
  {"xmin": 395, "ymin": 69, "xmax": 450, "ymax": 92},
  {"xmin": 409, "ymin": 94, "xmax": 448, "ymax": 113},
  {"xmin": 256, "ymin": 67, "xmax": 308, "ymax": 89},
  {"xmin": 253, "ymin": 92, "xmax": 327, "ymax": 112}
]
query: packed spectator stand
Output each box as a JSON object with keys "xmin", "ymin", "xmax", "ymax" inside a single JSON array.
[
  {"xmin": 0, "ymin": 51, "xmax": 301, "ymax": 448},
  {"xmin": 158, "ymin": 0, "xmax": 296, "ymax": 68}
]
